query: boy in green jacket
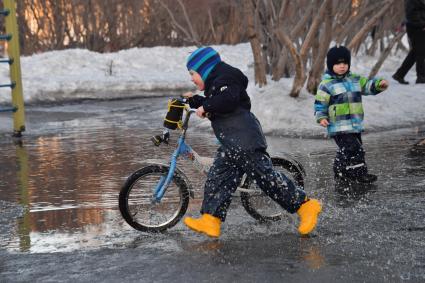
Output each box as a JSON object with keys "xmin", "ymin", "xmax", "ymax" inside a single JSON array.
[{"xmin": 314, "ymin": 45, "xmax": 388, "ymax": 183}]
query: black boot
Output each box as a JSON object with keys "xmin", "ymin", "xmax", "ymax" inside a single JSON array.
[
  {"xmin": 392, "ymin": 74, "xmax": 409, "ymax": 85},
  {"xmin": 416, "ymin": 77, "xmax": 425, "ymax": 84},
  {"xmin": 355, "ymin": 174, "xmax": 377, "ymax": 184},
  {"xmin": 334, "ymin": 172, "xmax": 354, "ymax": 183}
]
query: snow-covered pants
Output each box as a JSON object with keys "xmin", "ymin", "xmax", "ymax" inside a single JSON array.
[
  {"xmin": 200, "ymin": 146, "xmax": 306, "ymax": 221},
  {"xmin": 333, "ymin": 133, "xmax": 368, "ymax": 178}
]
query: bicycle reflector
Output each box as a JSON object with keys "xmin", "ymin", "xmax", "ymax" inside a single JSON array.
[{"xmin": 164, "ymin": 98, "xmax": 185, "ymax": 130}]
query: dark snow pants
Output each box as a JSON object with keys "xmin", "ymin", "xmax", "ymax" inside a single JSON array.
[
  {"xmin": 333, "ymin": 133, "xmax": 368, "ymax": 178},
  {"xmin": 200, "ymin": 146, "xmax": 306, "ymax": 221}
]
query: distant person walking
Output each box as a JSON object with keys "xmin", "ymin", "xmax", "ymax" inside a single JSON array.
[{"xmin": 392, "ymin": 0, "xmax": 425, "ymax": 84}]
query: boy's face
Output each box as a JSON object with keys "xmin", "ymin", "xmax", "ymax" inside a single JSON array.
[
  {"xmin": 189, "ymin": 70, "xmax": 205, "ymax": 91},
  {"xmin": 332, "ymin": 63, "xmax": 349, "ymax": 75}
]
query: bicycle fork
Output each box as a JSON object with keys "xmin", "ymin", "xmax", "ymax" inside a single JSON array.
[
  {"xmin": 152, "ymin": 151, "xmax": 179, "ymax": 203},
  {"xmin": 152, "ymin": 135, "xmax": 192, "ymax": 203}
]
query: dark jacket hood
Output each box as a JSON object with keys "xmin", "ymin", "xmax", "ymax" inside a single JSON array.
[{"xmin": 204, "ymin": 62, "xmax": 248, "ymax": 93}]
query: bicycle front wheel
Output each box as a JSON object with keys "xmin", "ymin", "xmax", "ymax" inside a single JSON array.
[
  {"xmin": 240, "ymin": 157, "xmax": 305, "ymax": 222},
  {"xmin": 119, "ymin": 164, "xmax": 190, "ymax": 232}
]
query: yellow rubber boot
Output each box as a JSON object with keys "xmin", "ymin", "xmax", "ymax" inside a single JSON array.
[
  {"xmin": 184, "ymin": 213, "xmax": 221, "ymax": 238},
  {"xmin": 297, "ymin": 199, "xmax": 322, "ymax": 235}
]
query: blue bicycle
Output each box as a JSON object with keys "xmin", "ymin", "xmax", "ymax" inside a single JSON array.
[{"xmin": 119, "ymin": 98, "xmax": 306, "ymax": 232}]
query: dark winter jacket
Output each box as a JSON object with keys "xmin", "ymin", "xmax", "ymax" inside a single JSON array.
[
  {"xmin": 188, "ymin": 62, "xmax": 267, "ymax": 152},
  {"xmin": 405, "ymin": 0, "xmax": 425, "ymax": 29}
]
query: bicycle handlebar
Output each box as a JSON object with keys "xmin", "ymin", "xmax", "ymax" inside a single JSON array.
[
  {"xmin": 178, "ymin": 96, "xmax": 210, "ymax": 118},
  {"xmin": 151, "ymin": 99, "xmax": 210, "ymax": 147}
]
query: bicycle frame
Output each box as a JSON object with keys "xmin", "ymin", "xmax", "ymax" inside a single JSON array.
[{"xmin": 152, "ymin": 107, "xmax": 206, "ymax": 203}]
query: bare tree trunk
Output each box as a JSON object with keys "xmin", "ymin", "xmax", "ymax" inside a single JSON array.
[
  {"xmin": 277, "ymin": 0, "xmax": 330, "ymax": 97},
  {"xmin": 335, "ymin": 2, "xmax": 378, "ymax": 44},
  {"xmin": 272, "ymin": 46, "xmax": 289, "ymax": 81},
  {"xmin": 332, "ymin": 0, "xmax": 353, "ymax": 39},
  {"xmin": 275, "ymin": 29, "xmax": 303, "ymax": 97},
  {"xmin": 271, "ymin": 0, "xmax": 290, "ymax": 80},
  {"xmin": 177, "ymin": 0, "xmax": 199, "ymax": 43},
  {"xmin": 347, "ymin": 0, "xmax": 395, "ymax": 54},
  {"xmin": 299, "ymin": 0, "xmax": 331, "ymax": 63},
  {"xmin": 207, "ymin": 9, "xmax": 217, "ymax": 42},
  {"xmin": 157, "ymin": 0, "xmax": 200, "ymax": 45},
  {"xmin": 307, "ymin": 0, "xmax": 333, "ymax": 94},
  {"xmin": 256, "ymin": 0, "xmax": 270, "ymax": 75},
  {"xmin": 369, "ymin": 31, "xmax": 405, "ymax": 78},
  {"xmin": 290, "ymin": 3, "xmax": 313, "ymax": 39},
  {"xmin": 244, "ymin": 0, "xmax": 267, "ymax": 87}
]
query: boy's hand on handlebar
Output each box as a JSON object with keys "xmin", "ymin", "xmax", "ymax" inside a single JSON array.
[
  {"xmin": 196, "ymin": 106, "xmax": 206, "ymax": 118},
  {"xmin": 319, "ymin": 119, "xmax": 329, "ymax": 127},
  {"xmin": 182, "ymin": 92, "xmax": 194, "ymax": 98}
]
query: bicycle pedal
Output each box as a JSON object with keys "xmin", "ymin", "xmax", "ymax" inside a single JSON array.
[{"xmin": 151, "ymin": 135, "xmax": 162, "ymax": 146}]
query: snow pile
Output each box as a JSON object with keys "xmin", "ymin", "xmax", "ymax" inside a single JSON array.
[{"xmin": 0, "ymin": 43, "xmax": 424, "ymax": 135}]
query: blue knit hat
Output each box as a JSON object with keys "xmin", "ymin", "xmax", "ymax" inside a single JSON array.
[{"xmin": 186, "ymin": 46, "xmax": 221, "ymax": 82}]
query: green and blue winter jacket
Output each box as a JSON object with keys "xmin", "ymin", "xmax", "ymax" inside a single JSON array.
[{"xmin": 314, "ymin": 71, "xmax": 384, "ymax": 137}]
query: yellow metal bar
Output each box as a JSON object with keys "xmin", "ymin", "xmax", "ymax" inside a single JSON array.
[{"xmin": 4, "ymin": 0, "xmax": 25, "ymax": 136}]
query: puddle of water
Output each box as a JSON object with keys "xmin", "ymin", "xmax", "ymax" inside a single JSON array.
[
  {"xmin": 0, "ymin": 98, "xmax": 425, "ymax": 275},
  {"xmin": 0, "ymin": 124, "xmax": 219, "ymax": 253}
]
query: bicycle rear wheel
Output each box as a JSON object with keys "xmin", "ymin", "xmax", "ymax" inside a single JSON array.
[
  {"xmin": 119, "ymin": 164, "xmax": 190, "ymax": 232},
  {"xmin": 240, "ymin": 157, "xmax": 305, "ymax": 222}
]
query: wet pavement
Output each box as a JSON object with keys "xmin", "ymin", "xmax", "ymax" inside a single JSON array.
[{"xmin": 0, "ymin": 97, "xmax": 424, "ymax": 282}]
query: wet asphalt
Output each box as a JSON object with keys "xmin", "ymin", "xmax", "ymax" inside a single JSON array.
[{"xmin": 0, "ymin": 97, "xmax": 424, "ymax": 282}]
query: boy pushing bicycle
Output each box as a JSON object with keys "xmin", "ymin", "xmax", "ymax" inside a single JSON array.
[{"xmin": 182, "ymin": 46, "xmax": 322, "ymax": 238}]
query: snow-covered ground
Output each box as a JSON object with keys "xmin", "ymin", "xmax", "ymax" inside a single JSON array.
[{"xmin": 0, "ymin": 42, "xmax": 424, "ymax": 136}]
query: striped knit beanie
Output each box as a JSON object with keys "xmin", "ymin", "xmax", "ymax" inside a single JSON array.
[{"xmin": 186, "ymin": 46, "xmax": 221, "ymax": 82}]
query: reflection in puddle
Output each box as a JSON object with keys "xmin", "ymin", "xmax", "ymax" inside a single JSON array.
[
  {"xmin": 0, "ymin": 127, "xmax": 216, "ymax": 253},
  {"xmin": 299, "ymin": 238, "xmax": 326, "ymax": 270},
  {"xmin": 13, "ymin": 209, "xmax": 126, "ymax": 253}
]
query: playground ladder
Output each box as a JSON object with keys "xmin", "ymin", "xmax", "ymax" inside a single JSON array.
[{"xmin": 1, "ymin": 0, "xmax": 25, "ymax": 137}]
